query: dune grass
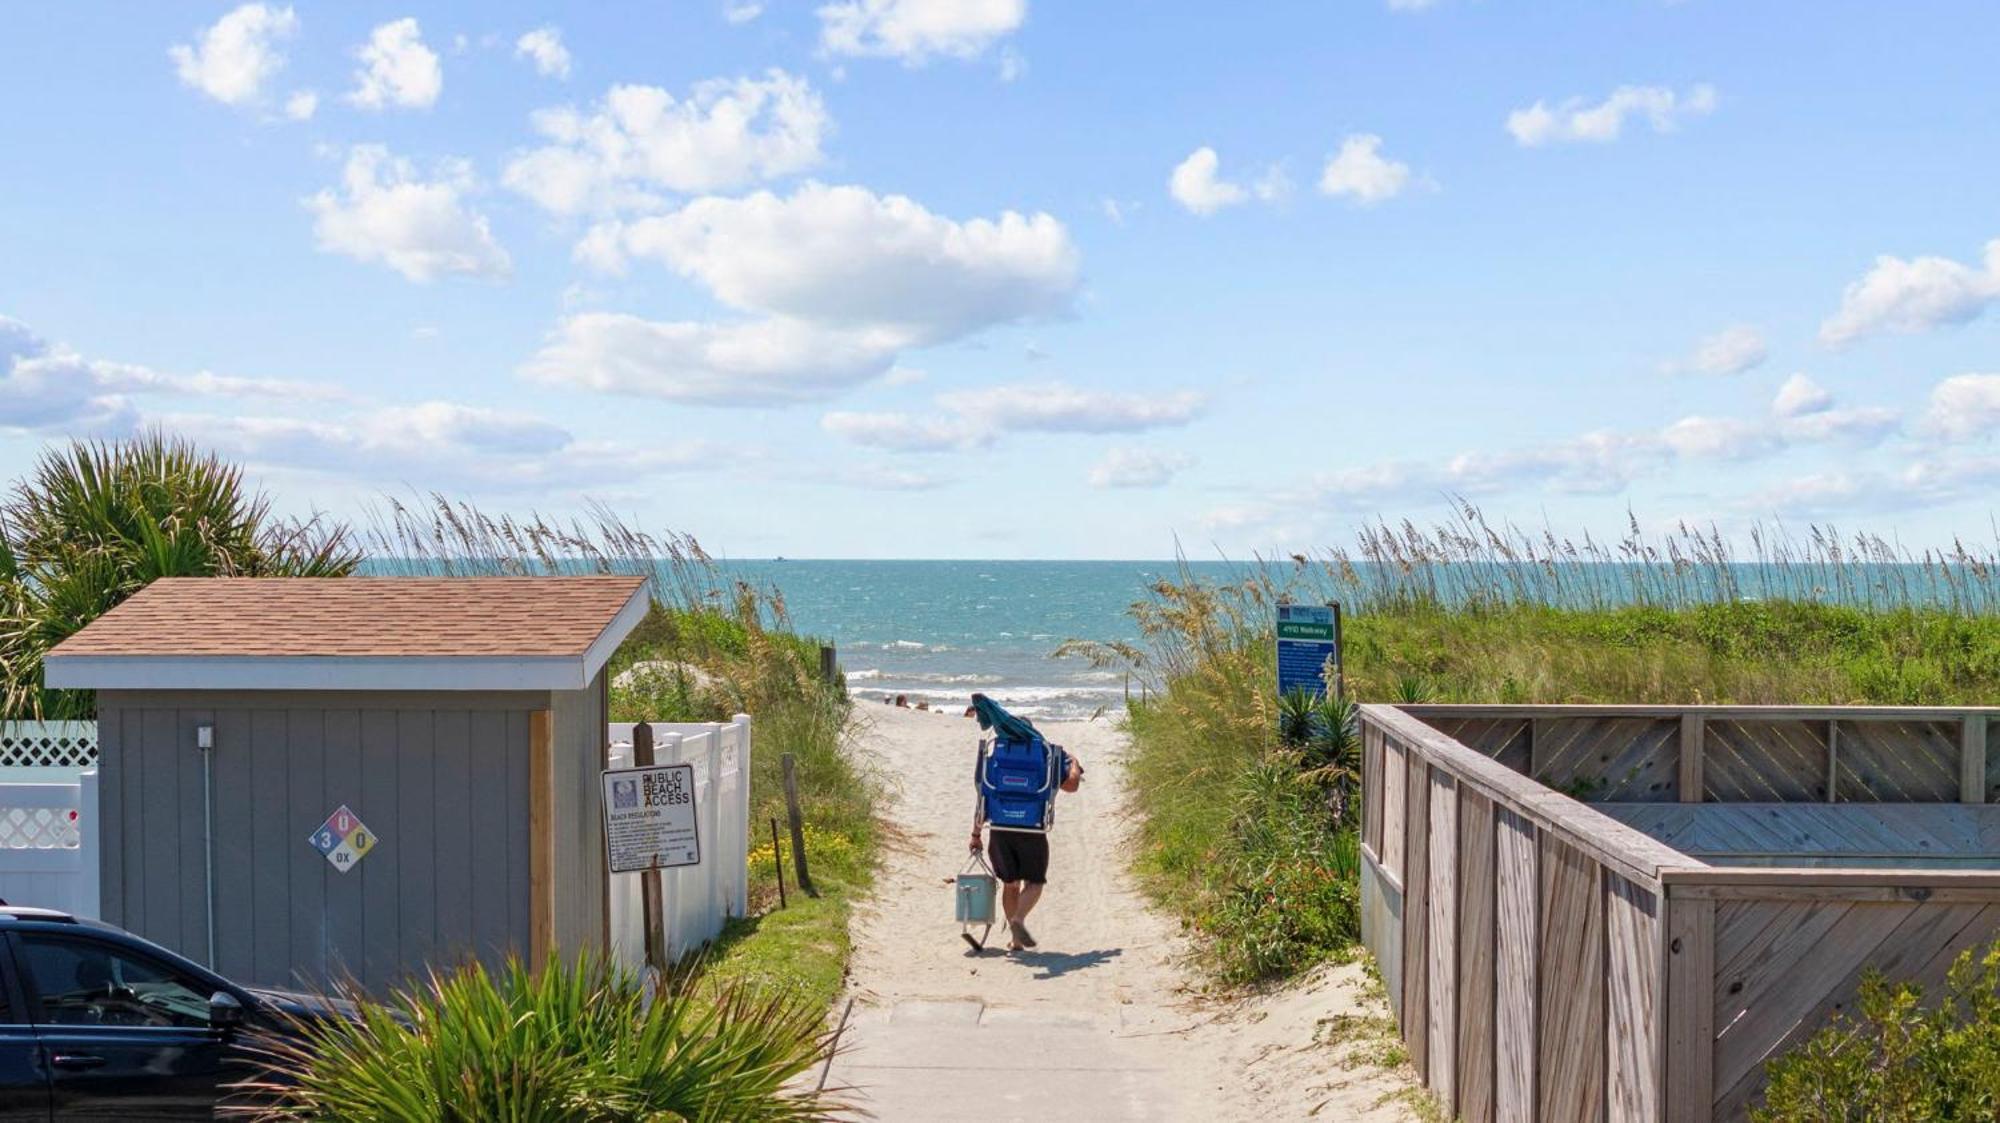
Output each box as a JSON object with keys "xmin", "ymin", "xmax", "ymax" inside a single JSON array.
[{"xmin": 1109, "ymin": 510, "xmax": 2000, "ymax": 987}]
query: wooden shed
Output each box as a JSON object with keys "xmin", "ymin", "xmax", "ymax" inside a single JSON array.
[
  {"xmin": 43, "ymin": 575, "xmax": 650, "ymax": 994},
  {"xmin": 1359, "ymin": 702, "xmax": 2000, "ymax": 1122}
]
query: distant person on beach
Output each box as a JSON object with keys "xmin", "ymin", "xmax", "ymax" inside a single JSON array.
[{"xmin": 968, "ymin": 695, "xmax": 1083, "ymax": 952}]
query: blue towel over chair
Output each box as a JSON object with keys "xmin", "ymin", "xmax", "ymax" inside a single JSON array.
[{"xmin": 970, "ymin": 693, "xmax": 1039, "ymax": 743}]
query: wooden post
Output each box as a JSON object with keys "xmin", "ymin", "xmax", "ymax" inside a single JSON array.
[
  {"xmin": 782, "ymin": 753, "xmax": 816, "ymax": 897},
  {"xmin": 529, "ymin": 709, "xmax": 555, "ymax": 969},
  {"xmin": 1962, "ymin": 714, "xmax": 1988, "ymax": 805},
  {"xmin": 1826, "ymin": 719, "xmax": 1840, "ymax": 803},
  {"xmin": 1663, "ymin": 893, "xmax": 1715, "ymax": 1122},
  {"xmin": 769, "ymin": 817, "xmax": 788, "ymax": 909},
  {"xmin": 819, "ymin": 645, "xmax": 838, "ymax": 683},
  {"xmin": 1677, "ymin": 714, "xmax": 1705, "ymax": 803},
  {"xmin": 631, "ymin": 722, "xmax": 668, "ymax": 971},
  {"xmin": 1330, "ymin": 601, "xmax": 1345, "ymax": 703}
]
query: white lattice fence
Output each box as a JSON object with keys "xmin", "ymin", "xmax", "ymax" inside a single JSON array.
[
  {"xmin": 0, "ymin": 721, "xmax": 98, "ymax": 769},
  {"xmin": 0, "ymin": 806, "xmax": 80, "ymax": 849},
  {"xmin": 0, "ymin": 773, "xmax": 99, "ymax": 917}
]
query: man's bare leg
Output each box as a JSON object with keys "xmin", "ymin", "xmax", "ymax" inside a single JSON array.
[
  {"xmin": 1009, "ymin": 883, "xmax": 1043, "ymax": 948},
  {"xmin": 1014, "ymin": 883, "xmax": 1043, "ymax": 922}
]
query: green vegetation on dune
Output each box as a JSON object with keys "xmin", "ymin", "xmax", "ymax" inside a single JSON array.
[
  {"xmin": 1347, "ymin": 599, "xmax": 2000, "ymax": 706},
  {"xmin": 1110, "ymin": 513, "xmax": 2000, "ymax": 989}
]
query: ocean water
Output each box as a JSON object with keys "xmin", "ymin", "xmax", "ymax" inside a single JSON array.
[{"xmin": 718, "ymin": 560, "xmax": 1229, "ymax": 721}]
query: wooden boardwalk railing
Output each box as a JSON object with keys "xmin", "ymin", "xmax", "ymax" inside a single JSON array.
[{"xmin": 1359, "ymin": 702, "xmax": 2000, "ymax": 1123}]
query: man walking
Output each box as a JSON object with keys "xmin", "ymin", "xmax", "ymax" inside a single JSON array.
[{"xmin": 968, "ymin": 694, "xmax": 1082, "ymax": 952}]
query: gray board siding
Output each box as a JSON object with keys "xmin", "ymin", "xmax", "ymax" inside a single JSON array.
[{"xmin": 97, "ymin": 690, "xmax": 537, "ymax": 994}]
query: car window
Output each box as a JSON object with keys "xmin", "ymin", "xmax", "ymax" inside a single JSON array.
[{"xmin": 17, "ymin": 936, "xmax": 214, "ymax": 1029}]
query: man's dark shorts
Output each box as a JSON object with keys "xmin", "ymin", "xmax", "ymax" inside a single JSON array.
[{"xmin": 987, "ymin": 829, "xmax": 1050, "ymax": 885}]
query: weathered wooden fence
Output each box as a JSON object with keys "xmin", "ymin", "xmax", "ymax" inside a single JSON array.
[{"xmin": 1360, "ymin": 702, "xmax": 2000, "ymax": 1122}]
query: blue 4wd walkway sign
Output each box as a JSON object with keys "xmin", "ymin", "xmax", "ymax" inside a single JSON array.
[{"xmin": 1276, "ymin": 603, "xmax": 1342, "ymax": 700}]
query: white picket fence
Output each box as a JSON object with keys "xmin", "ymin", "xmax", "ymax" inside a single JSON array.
[{"xmin": 605, "ymin": 716, "xmax": 752, "ymax": 970}]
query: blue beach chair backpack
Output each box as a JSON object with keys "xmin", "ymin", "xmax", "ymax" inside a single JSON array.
[
  {"xmin": 971, "ymin": 693, "xmax": 1064, "ymax": 833},
  {"xmin": 977, "ymin": 734, "xmax": 1062, "ymax": 833}
]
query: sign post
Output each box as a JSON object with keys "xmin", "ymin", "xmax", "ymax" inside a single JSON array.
[
  {"xmin": 629, "ymin": 723, "xmax": 667, "ymax": 970},
  {"xmin": 1276, "ymin": 602, "xmax": 1343, "ymax": 701}
]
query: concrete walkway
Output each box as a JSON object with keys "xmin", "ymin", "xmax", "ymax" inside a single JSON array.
[{"xmin": 830, "ymin": 998, "xmax": 1185, "ymax": 1120}]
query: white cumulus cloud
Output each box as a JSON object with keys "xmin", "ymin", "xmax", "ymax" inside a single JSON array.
[
  {"xmin": 522, "ymin": 313, "xmax": 901, "ymax": 405},
  {"xmin": 348, "ymin": 17, "xmax": 443, "ymax": 110},
  {"xmin": 173, "ymin": 402, "xmax": 714, "ymax": 493},
  {"xmin": 168, "ymin": 3, "xmax": 299, "ymax": 108},
  {"xmin": 1169, "ymin": 147, "xmax": 1248, "ymax": 216},
  {"xmin": 1771, "ymin": 373, "xmax": 1832, "ymax": 419},
  {"xmin": 1921, "ymin": 373, "xmax": 2000, "ymax": 441},
  {"xmin": 1317, "ymin": 134, "xmax": 1414, "ymax": 205},
  {"xmin": 725, "ymin": 2, "xmax": 766, "ymax": 24},
  {"xmin": 824, "ymin": 381, "xmax": 1205, "ymax": 454},
  {"xmin": 598, "ymin": 183, "xmax": 1079, "ymax": 345},
  {"xmin": 536, "ymin": 184, "xmax": 1075, "ymax": 405},
  {"xmin": 504, "ymin": 71, "xmax": 829, "ymax": 215},
  {"xmin": 283, "ymin": 90, "xmax": 318, "ymax": 120},
  {"xmin": 936, "ymin": 381, "xmax": 1204, "ymax": 433},
  {"xmin": 1506, "ymin": 84, "xmax": 1717, "ymax": 147},
  {"xmin": 0, "ymin": 314, "xmax": 341, "ymax": 436},
  {"xmin": 1818, "ymin": 239, "xmax": 2000, "ymax": 347},
  {"xmin": 1662, "ymin": 324, "xmax": 1767, "ymax": 376},
  {"xmin": 818, "ymin": 0, "xmax": 1026, "ymax": 63},
  {"xmin": 1089, "ymin": 447, "xmax": 1194, "ymax": 488},
  {"xmin": 305, "ymin": 146, "xmax": 511, "ymax": 282},
  {"xmin": 514, "ymin": 27, "xmax": 571, "ymax": 80}
]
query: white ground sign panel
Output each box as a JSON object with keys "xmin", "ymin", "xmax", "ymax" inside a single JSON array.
[{"xmin": 602, "ymin": 763, "xmax": 701, "ymax": 874}]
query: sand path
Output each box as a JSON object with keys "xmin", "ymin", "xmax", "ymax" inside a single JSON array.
[{"xmin": 825, "ymin": 704, "xmax": 1415, "ymax": 1121}]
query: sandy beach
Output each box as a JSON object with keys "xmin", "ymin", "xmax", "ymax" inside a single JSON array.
[{"xmin": 825, "ymin": 703, "xmax": 1417, "ymax": 1121}]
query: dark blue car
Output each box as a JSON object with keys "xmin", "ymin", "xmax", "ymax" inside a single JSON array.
[{"xmin": 0, "ymin": 906, "xmax": 352, "ymax": 1119}]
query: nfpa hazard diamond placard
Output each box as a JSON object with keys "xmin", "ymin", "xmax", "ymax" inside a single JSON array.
[{"xmin": 308, "ymin": 804, "xmax": 378, "ymax": 873}]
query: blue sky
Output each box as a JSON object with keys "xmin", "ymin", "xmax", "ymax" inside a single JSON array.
[{"xmin": 3, "ymin": 1, "xmax": 1998, "ymax": 559}]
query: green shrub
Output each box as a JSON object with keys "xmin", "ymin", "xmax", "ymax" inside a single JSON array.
[
  {"xmin": 1121, "ymin": 583, "xmax": 1362, "ymax": 984},
  {"xmin": 237, "ymin": 956, "xmax": 843, "ymax": 1122},
  {"xmin": 1755, "ymin": 936, "xmax": 2000, "ymax": 1122}
]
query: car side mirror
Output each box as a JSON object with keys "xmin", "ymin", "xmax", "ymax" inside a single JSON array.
[{"xmin": 208, "ymin": 991, "xmax": 244, "ymax": 1030}]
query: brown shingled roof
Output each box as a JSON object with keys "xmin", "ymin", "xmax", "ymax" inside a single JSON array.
[{"xmin": 48, "ymin": 576, "xmax": 650, "ymax": 658}]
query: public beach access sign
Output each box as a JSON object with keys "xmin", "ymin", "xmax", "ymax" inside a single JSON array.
[
  {"xmin": 1276, "ymin": 603, "xmax": 1341, "ymax": 699},
  {"xmin": 602, "ymin": 763, "xmax": 701, "ymax": 874}
]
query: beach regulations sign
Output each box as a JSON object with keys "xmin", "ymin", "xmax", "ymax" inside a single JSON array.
[
  {"xmin": 602, "ymin": 763, "xmax": 701, "ymax": 874},
  {"xmin": 1275, "ymin": 603, "xmax": 1342, "ymax": 699}
]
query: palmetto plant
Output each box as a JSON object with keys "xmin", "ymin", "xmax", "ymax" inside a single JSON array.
[
  {"xmin": 233, "ymin": 956, "xmax": 845, "ymax": 1123},
  {"xmin": 0, "ymin": 432, "xmax": 358, "ymax": 718}
]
